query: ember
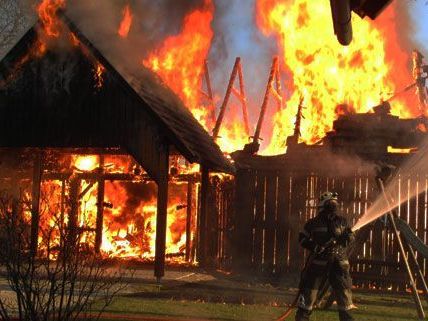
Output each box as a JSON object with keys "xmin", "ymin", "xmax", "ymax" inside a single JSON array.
[{"xmin": 118, "ymin": 4, "xmax": 133, "ymax": 38}]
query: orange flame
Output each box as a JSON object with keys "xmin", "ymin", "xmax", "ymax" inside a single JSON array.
[
  {"xmin": 118, "ymin": 4, "xmax": 133, "ymax": 38},
  {"xmin": 37, "ymin": 155, "xmax": 191, "ymax": 262},
  {"xmin": 143, "ymin": 0, "xmax": 214, "ymax": 130},
  {"xmin": 37, "ymin": 0, "xmax": 66, "ymax": 38},
  {"xmin": 94, "ymin": 63, "xmax": 106, "ymax": 89},
  {"xmin": 256, "ymin": 0, "xmax": 416, "ymax": 154}
]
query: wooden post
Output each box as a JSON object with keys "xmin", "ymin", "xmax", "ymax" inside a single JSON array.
[
  {"xmin": 276, "ymin": 173, "xmax": 290, "ymax": 274},
  {"xmin": 406, "ymin": 240, "xmax": 428, "ymax": 306},
  {"xmin": 95, "ymin": 156, "xmax": 105, "ymax": 253},
  {"xmin": 68, "ymin": 177, "xmax": 80, "ymax": 245},
  {"xmin": 60, "ymin": 179, "xmax": 66, "ymax": 245},
  {"xmin": 154, "ymin": 145, "xmax": 169, "ymax": 282},
  {"xmin": 264, "ymin": 173, "xmax": 277, "ymax": 276},
  {"xmin": 236, "ymin": 60, "xmax": 250, "ymax": 136},
  {"xmin": 379, "ymin": 179, "xmax": 425, "ymax": 319},
  {"xmin": 253, "ymin": 57, "xmax": 279, "ymax": 145},
  {"xmin": 30, "ymin": 152, "xmax": 42, "ymax": 256},
  {"xmin": 212, "ymin": 58, "xmax": 240, "ymax": 139},
  {"xmin": 185, "ymin": 181, "xmax": 193, "ymax": 262},
  {"xmin": 203, "ymin": 60, "xmax": 216, "ymax": 124},
  {"xmin": 197, "ymin": 167, "xmax": 210, "ymax": 266}
]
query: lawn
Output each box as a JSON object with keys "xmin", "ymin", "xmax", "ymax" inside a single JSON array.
[
  {"xmin": 96, "ymin": 273, "xmax": 426, "ymax": 321},
  {"xmin": 2, "ymin": 267, "xmax": 424, "ymax": 321},
  {"xmin": 101, "ymin": 292, "xmax": 424, "ymax": 321}
]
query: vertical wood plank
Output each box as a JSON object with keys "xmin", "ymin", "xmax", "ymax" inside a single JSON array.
[
  {"xmin": 154, "ymin": 144, "xmax": 169, "ymax": 281},
  {"xmin": 233, "ymin": 169, "xmax": 255, "ymax": 271},
  {"xmin": 30, "ymin": 151, "xmax": 42, "ymax": 256},
  {"xmin": 276, "ymin": 172, "xmax": 290, "ymax": 274},
  {"xmin": 197, "ymin": 167, "xmax": 210, "ymax": 267},
  {"xmin": 254, "ymin": 172, "xmax": 266, "ymax": 273},
  {"xmin": 95, "ymin": 156, "xmax": 105, "ymax": 253},
  {"xmin": 289, "ymin": 174, "xmax": 307, "ymax": 271},
  {"xmin": 264, "ymin": 173, "xmax": 277, "ymax": 275},
  {"xmin": 186, "ymin": 181, "xmax": 193, "ymax": 262}
]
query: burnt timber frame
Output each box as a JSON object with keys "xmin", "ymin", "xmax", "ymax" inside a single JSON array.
[{"xmin": 0, "ymin": 13, "xmax": 233, "ymax": 280}]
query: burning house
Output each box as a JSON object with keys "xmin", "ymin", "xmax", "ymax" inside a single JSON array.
[
  {"xmin": 0, "ymin": 11, "xmax": 234, "ymax": 280},
  {"xmin": 2, "ymin": 0, "xmax": 428, "ymax": 305}
]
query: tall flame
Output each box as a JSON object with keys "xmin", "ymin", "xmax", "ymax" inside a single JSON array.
[
  {"xmin": 38, "ymin": 155, "xmax": 191, "ymax": 261},
  {"xmin": 118, "ymin": 4, "xmax": 133, "ymax": 38},
  {"xmin": 37, "ymin": 0, "xmax": 66, "ymax": 38},
  {"xmin": 256, "ymin": 0, "xmax": 416, "ymax": 154},
  {"xmin": 143, "ymin": 0, "xmax": 214, "ymax": 130}
]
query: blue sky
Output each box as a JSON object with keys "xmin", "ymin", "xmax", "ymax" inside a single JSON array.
[{"xmin": 410, "ymin": 1, "xmax": 428, "ymax": 50}]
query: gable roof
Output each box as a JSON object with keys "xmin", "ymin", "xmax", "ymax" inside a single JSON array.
[{"xmin": 0, "ymin": 12, "xmax": 234, "ymax": 174}]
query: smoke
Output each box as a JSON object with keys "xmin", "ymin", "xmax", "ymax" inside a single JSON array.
[
  {"xmin": 209, "ymin": 0, "xmax": 278, "ymax": 139},
  {"xmin": 1, "ymin": 0, "xmax": 425, "ymax": 152},
  {"xmin": 353, "ymin": 135, "xmax": 428, "ymax": 231},
  {"xmin": 54, "ymin": 0, "xmax": 209, "ymax": 81},
  {"xmin": 373, "ymin": 2, "xmax": 420, "ymax": 115}
]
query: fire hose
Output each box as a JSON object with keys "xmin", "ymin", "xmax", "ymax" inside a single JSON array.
[{"xmin": 273, "ymin": 238, "xmax": 337, "ymax": 321}]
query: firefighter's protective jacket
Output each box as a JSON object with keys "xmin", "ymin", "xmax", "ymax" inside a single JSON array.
[
  {"xmin": 299, "ymin": 210, "xmax": 354, "ymax": 261},
  {"xmin": 295, "ymin": 209, "xmax": 355, "ymax": 321}
]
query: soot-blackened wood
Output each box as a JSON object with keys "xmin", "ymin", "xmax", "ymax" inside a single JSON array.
[
  {"xmin": 30, "ymin": 151, "xmax": 42, "ymax": 256},
  {"xmin": 186, "ymin": 181, "xmax": 193, "ymax": 262},
  {"xmin": 68, "ymin": 177, "xmax": 80, "ymax": 245},
  {"xmin": 371, "ymin": 219, "xmax": 384, "ymax": 278},
  {"xmin": 206, "ymin": 176, "xmax": 219, "ymax": 266},
  {"xmin": 289, "ymin": 175, "xmax": 307, "ymax": 271},
  {"xmin": 417, "ymin": 178, "xmax": 426, "ymax": 275},
  {"xmin": 197, "ymin": 166, "xmax": 210, "ymax": 266},
  {"xmin": 154, "ymin": 145, "xmax": 169, "ymax": 281},
  {"xmin": 95, "ymin": 156, "xmax": 105, "ymax": 253},
  {"xmin": 277, "ymin": 173, "xmax": 290, "ymax": 273},
  {"xmin": 264, "ymin": 173, "xmax": 277, "ymax": 275},
  {"xmin": 233, "ymin": 169, "xmax": 255, "ymax": 271},
  {"xmin": 254, "ymin": 172, "xmax": 266, "ymax": 272}
]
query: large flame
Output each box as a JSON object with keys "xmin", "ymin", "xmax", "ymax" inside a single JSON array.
[
  {"xmin": 256, "ymin": 0, "xmax": 416, "ymax": 154},
  {"xmin": 143, "ymin": 0, "xmax": 214, "ymax": 130},
  {"xmin": 38, "ymin": 155, "xmax": 191, "ymax": 261},
  {"xmin": 143, "ymin": 1, "xmax": 250, "ymax": 152},
  {"xmin": 37, "ymin": 0, "xmax": 66, "ymax": 38}
]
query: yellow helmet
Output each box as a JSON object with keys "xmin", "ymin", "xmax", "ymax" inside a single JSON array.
[{"xmin": 318, "ymin": 191, "xmax": 338, "ymax": 208}]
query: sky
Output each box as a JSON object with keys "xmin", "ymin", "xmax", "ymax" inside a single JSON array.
[{"xmin": 411, "ymin": 1, "xmax": 428, "ymax": 49}]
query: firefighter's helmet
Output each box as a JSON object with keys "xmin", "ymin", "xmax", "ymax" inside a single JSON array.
[{"xmin": 318, "ymin": 191, "xmax": 338, "ymax": 208}]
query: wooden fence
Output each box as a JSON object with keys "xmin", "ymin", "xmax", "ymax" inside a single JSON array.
[{"xmin": 208, "ymin": 151, "xmax": 428, "ymax": 290}]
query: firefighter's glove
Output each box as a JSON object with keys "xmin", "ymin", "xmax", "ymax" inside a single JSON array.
[
  {"xmin": 313, "ymin": 245, "xmax": 326, "ymax": 254},
  {"xmin": 336, "ymin": 227, "xmax": 354, "ymax": 246}
]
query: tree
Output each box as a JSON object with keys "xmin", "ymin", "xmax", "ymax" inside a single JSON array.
[{"xmin": 0, "ymin": 191, "xmax": 129, "ymax": 321}]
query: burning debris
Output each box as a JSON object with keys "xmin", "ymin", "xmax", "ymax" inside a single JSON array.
[
  {"xmin": 2, "ymin": 0, "xmax": 428, "ymax": 305},
  {"xmin": 0, "ymin": 4, "xmax": 234, "ymax": 281}
]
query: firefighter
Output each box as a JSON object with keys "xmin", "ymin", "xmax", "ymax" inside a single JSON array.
[{"xmin": 295, "ymin": 191, "xmax": 355, "ymax": 321}]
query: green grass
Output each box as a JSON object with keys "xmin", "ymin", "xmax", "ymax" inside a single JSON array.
[{"xmin": 98, "ymin": 284, "xmax": 426, "ymax": 321}]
